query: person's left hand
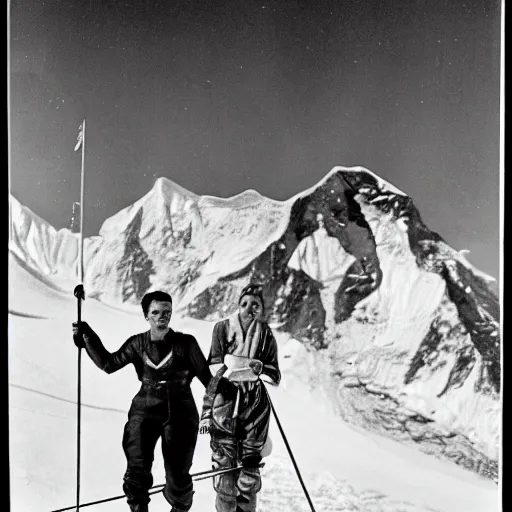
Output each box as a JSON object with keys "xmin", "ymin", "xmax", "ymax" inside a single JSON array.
[{"xmin": 199, "ymin": 418, "xmax": 210, "ymax": 435}]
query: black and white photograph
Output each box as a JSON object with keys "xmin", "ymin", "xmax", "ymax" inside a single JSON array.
[{"xmin": 8, "ymin": 1, "xmax": 503, "ymax": 511}]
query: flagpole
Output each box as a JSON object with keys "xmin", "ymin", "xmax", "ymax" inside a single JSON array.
[
  {"xmin": 73, "ymin": 118, "xmax": 86, "ymax": 512},
  {"xmin": 78, "ymin": 118, "xmax": 86, "ymax": 283}
]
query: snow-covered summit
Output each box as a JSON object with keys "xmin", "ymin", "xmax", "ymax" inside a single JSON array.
[{"xmin": 99, "ymin": 176, "xmax": 200, "ymax": 239}]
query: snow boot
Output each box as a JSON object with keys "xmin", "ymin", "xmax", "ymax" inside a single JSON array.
[
  {"xmin": 129, "ymin": 503, "xmax": 149, "ymax": 512},
  {"xmin": 236, "ymin": 493, "xmax": 257, "ymax": 512},
  {"xmin": 215, "ymin": 492, "xmax": 237, "ymax": 512},
  {"xmin": 170, "ymin": 505, "xmax": 192, "ymax": 512}
]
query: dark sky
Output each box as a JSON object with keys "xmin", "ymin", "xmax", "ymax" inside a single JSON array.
[{"xmin": 9, "ymin": 0, "xmax": 501, "ymax": 278}]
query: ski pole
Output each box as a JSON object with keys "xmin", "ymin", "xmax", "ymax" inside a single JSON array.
[
  {"xmin": 193, "ymin": 462, "xmax": 264, "ymax": 481},
  {"xmin": 73, "ymin": 285, "xmax": 85, "ymax": 512},
  {"xmin": 263, "ymin": 384, "xmax": 317, "ymax": 512},
  {"xmin": 48, "ymin": 464, "xmax": 264, "ymax": 512}
]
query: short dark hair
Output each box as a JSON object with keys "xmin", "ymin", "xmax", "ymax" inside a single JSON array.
[{"xmin": 141, "ymin": 291, "xmax": 173, "ymax": 317}]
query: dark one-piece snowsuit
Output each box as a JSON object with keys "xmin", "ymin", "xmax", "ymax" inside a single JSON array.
[
  {"xmin": 82, "ymin": 327, "xmax": 211, "ymax": 511},
  {"xmin": 201, "ymin": 315, "xmax": 281, "ymax": 512}
]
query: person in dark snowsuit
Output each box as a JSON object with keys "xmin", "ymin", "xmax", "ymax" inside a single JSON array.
[
  {"xmin": 72, "ymin": 290, "xmax": 211, "ymax": 512},
  {"xmin": 199, "ymin": 284, "xmax": 281, "ymax": 512}
]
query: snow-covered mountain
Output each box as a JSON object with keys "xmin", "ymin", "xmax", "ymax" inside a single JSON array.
[{"xmin": 9, "ymin": 166, "xmax": 501, "ymax": 480}]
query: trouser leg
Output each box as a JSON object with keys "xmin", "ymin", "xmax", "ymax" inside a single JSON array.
[
  {"xmin": 235, "ymin": 466, "xmax": 260, "ymax": 512},
  {"xmin": 161, "ymin": 407, "xmax": 199, "ymax": 511},
  {"xmin": 211, "ymin": 435, "xmax": 239, "ymax": 512},
  {"xmin": 235, "ymin": 385, "xmax": 271, "ymax": 512},
  {"xmin": 122, "ymin": 413, "xmax": 161, "ymax": 507},
  {"xmin": 235, "ymin": 456, "xmax": 262, "ymax": 512}
]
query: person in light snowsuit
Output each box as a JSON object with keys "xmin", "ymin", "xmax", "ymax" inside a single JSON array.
[
  {"xmin": 199, "ymin": 284, "xmax": 281, "ymax": 512},
  {"xmin": 72, "ymin": 290, "xmax": 211, "ymax": 512}
]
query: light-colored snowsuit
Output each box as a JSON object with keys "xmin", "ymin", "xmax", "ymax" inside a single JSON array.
[{"xmin": 201, "ymin": 315, "xmax": 281, "ymax": 512}]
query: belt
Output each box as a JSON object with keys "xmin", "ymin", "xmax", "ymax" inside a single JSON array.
[{"xmin": 224, "ymin": 354, "xmax": 261, "ymax": 383}]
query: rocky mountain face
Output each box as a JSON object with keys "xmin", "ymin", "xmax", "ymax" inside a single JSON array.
[{"xmin": 9, "ymin": 166, "xmax": 500, "ymax": 479}]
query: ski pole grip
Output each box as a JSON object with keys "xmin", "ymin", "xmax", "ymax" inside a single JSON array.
[{"xmin": 74, "ymin": 284, "xmax": 85, "ymax": 323}]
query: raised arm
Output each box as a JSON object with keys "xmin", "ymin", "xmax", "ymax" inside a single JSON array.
[{"xmin": 73, "ymin": 321, "xmax": 138, "ymax": 374}]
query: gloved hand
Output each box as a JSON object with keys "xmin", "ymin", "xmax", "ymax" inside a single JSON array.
[
  {"xmin": 249, "ymin": 359, "xmax": 263, "ymax": 376},
  {"xmin": 72, "ymin": 321, "xmax": 92, "ymax": 349},
  {"xmin": 198, "ymin": 418, "xmax": 210, "ymax": 435}
]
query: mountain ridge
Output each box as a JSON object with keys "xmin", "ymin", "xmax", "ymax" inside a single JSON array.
[{"xmin": 9, "ymin": 166, "xmax": 500, "ymax": 475}]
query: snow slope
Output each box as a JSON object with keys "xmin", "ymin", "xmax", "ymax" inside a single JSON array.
[{"xmin": 8, "ymin": 253, "xmax": 500, "ymax": 512}]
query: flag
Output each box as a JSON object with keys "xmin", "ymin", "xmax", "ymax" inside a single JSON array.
[{"xmin": 74, "ymin": 121, "xmax": 84, "ymax": 151}]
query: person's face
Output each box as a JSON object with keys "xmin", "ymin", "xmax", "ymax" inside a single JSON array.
[
  {"xmin": 238, "ymin": 294, "xmax": 264, "ymax": 324},
  {"xmin": 145, "ymin": 300, "xmax": 173, "ymax": 330}
]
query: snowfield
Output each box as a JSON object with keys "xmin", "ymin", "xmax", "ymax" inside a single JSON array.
[{"xmin": 8, "ymin": 252, "xmax": 500, "ymax": 512}]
